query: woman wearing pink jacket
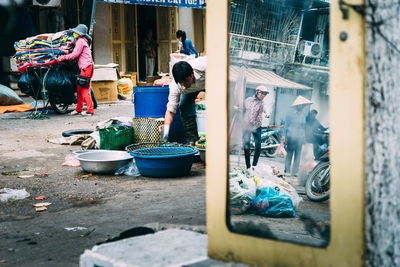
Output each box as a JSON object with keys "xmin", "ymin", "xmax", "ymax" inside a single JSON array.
[{"xmin": 57, "ymin": 24, "xmax": 94, "ymax": 116}]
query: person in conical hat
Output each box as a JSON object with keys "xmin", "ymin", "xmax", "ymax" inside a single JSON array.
[
  {"xmin": 281, "ymin": 95, "xmax": 313, "ymax": 177},
  {"xmin": 291, "ymin": 95, "xmax": 313, "ymax": 106}
]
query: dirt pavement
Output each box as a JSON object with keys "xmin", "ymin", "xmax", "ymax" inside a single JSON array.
[
  {"xmin": 0, "ymin": 98, "xmax": 329, "ymax": 266},
  {"xmin": 0, "ymin": 99, "xmax": 206, "ymax": 266}
]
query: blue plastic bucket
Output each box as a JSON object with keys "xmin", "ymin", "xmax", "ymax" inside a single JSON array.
[
  {"xmin": 133, "ymin": 85, "xmax": 186, "ymax": 143},
  {"xmin": 130, "ymin": 147, "xmax": 198, "ymax": 177},
  {"xmin": 133, "ymin": 86, "xmax": 169, "ymax": 118}
]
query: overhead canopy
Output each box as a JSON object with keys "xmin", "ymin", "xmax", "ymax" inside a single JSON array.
[
  {"xmin": 229, "ymin": 65, "xmax": 311, "ymax": 90},
  {"xmin": 96, "ymin": 0, "xmax": 206, "ymax": 9}
]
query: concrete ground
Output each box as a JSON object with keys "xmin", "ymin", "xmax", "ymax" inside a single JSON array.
[{"xmin": 0, "ymin": 98, "xmax": 329, "ymax": 266}]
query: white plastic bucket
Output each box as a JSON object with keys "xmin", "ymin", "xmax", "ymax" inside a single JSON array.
[{"xmin": 196, "ymin": 110, "xmax": 206, "ymax": 134}]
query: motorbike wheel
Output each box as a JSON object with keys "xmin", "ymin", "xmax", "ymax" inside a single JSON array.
[
  {"xmin": 263, "ymin": 136, "xmax": 280, "ymax": 157},
  {"xmin": 49, "ymin": 97, "xmax": 69, "ymax": 114},
  {"xmin": 305, "ymin": 161, "xmax": 330, "ymax": 202}
]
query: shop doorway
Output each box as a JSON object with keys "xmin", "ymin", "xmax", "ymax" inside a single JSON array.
[{"xmin": 137, "ymin": 5, "xmax": 157, "ymax": 81}]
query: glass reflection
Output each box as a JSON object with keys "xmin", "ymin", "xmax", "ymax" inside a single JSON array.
[{"xmin": 228, "ymin": 0, "xmax": 330, "ymax": 247}]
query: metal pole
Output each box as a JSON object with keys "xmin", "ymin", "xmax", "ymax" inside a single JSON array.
[
  {"xmin": 292, "ymin": 12, "xmax": 304, "ymax": 63},
  {"xmin": 240, "ymin": 1, "xmax": 248, "ymax": 58},
  {"xmin": 89, "ymin": 0, "xmax": 97, "ymax": 36}
]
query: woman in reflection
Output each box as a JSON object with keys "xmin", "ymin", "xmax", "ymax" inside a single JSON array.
[{"xmin": 243, "ymin": 86, "xmax": 270, "ymax": 172}]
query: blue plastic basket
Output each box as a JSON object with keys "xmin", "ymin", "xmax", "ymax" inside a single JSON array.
[{"xmin": 130, "ymin": 146, "xmax": 198, "ymax": 178}]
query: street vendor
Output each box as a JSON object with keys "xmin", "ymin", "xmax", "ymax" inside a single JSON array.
[
  {"xmin": 281, "ymin": 95, "xmax": 312, "ymax": 177},
  {"xmin": 56, "ymin": 24, "xmax": 94, "ymax": 116},
  {"xmin": 159, "ymin": 56, "xmax": 206, "ymax": 145}
]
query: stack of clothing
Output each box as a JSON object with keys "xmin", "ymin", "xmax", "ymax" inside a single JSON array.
[{"xmin": 13, "ymin": 30, "xmax": 74, "ymax": 73}]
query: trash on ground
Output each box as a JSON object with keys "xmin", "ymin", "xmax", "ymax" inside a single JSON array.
[
  {"xmin": 114, "ymin": 161, "xmax": 140, "ymax": 176},
  {"xmin": 47, "ymin": 135, "xmax": 90, "ymax": 145},
  {"xmin": 62, "ymin": 155, "xmax": 80, "ymax": 167},
  {"xmin": 81, "ymin": 173, "xmax": 92, "ymax": 178},
  {"xmin": 35, "ymin": 196, "xmax": 45, "ymax": 200},
  {"xmin": 32, "ymin": 202, "xmax": 51, "ymax": 207},
  {"xmin": 18, "ymin": 174, "xmax": 35, "ymax": 178},
  {"xmin": 0, "ymin": 259, "xmax": 8, "ymax": 263},
  {"xmin": 64, "ymin": 227, "xmax": 88, "ymax": 231},
  {"xmin": 0, "ymin": 188, "xmax": 30, "ymax": 202},
  {"xmin": 80, "ymin": 228, "xmax": 96, "ymax": 237},
  {"xmin": 35, "ymin": 207, "xmax": 47, "ymax": 212},
  {"xmin": 229, "ymin": 164, "xmax": 302, "ymax": 218}
]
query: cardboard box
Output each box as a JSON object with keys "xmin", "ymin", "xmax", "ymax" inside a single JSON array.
[{"xmin": 91, "ymin": 66, "xmax": 119, "ymax": 102}]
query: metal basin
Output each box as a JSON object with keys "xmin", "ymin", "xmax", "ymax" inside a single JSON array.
[
  {"xmin": 76, "ymin": 151, "xmax": 133, "ymax": 174},
  {"xmin": 73, "ymin": 149, "xmax": 109, "ymax": 156}
]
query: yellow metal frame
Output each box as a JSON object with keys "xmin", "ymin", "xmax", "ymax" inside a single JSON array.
[{"xmin": 206, "ymin": 0, "xmax": 365, "ymax": 266}]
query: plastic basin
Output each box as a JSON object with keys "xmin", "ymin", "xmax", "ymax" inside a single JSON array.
[{"xmin": 130, "ymin": 147, "xmax": 198, "ymax": 178}]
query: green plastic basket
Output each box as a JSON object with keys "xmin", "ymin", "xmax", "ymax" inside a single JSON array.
[{"xmin": 99, "ymin": 126, "xmax": 133, "ymax": 150}]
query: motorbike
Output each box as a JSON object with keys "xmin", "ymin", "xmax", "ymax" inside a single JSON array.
[
  {"xmin": 305, "ymin": 131, "xmax": 330, "ymax": 202},
  {"xmin": 18, "ymin": 65, "xmax": 97, "ymax": 114},
  {"xmin": 251, "ymin": 126, "xmax": 282, "ymax": 157}
]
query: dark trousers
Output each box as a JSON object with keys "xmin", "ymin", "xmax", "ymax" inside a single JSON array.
[
  {"xmin": 243, "ymin": 127, "xmax": 261, "ymax": 169},
  {"xmin": 284, "ymin": 137, "xmax": 303, "ymax": 174}
]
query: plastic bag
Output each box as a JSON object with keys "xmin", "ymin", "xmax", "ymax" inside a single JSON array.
[
  {"xmin": 115, "ymin": 161, "xmax": 140, "ymax": 177},
  {"xmin": 0, "ymin": 188, "xmax": 30, "ymax": 202},
  {"xmin": 253, "ymin": 187, "xmax": 295, "ymax": 218},
  {"xmin": 229, "ymin": 168, "xmax": 257, "ymax": 214},
  {"xmin": 276, "ymin": 142, "xmax": 287, "ymax": 157},
  {"xmin": 0, "ymin": 84, "xmax": 23, "ymax": 106},
  {"xmin": 62, "ymin": 155, "xmax": 80, "ymax": 167},
  {"xmin": 247, "ymin": 164, "xmax": 302, "ymax": 209},
  {"xmin": 18, "ymin": 69, "xmax": 40, "ymax": 96},
  {"xmin": 45, "ymin": 64, "xmax": 79, "ymax": 94}
]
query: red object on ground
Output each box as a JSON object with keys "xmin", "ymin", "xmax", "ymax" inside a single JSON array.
[{"xmin": 35, "ymin": 196, "xmax": 45, "ymax": 200}]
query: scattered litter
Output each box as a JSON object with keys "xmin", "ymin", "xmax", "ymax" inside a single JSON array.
[
  {"xmin": 18, "ymin": 175, "xmax": 34, "ymax": 179},
  {"xmin": 1, "ymin": 170, "xmax": 19, "ymax": 176},
  {"xmin": 0, "ymin": 188, "xmax": 30, "ymax": 202},
  {"xmin": 0, "ymin": 259, "xmax": 8, "ymax": 263},
  {"xmin": 81, "ymin": 228, "xmax": 96, "ymax": 237},
  {"xmin": 65, "ymin": 227, "xmax": 88, "ymax": 232},
  {"xmin": 35, "ymin": 207, "xmax": 47, "ymax": 212},
  {"xmin": 32, "ymin": 202, "xmax": 51, "ymax": 207},
  {"xmin": 81, "ymin": 173, "xmax": 92, "ymax": 178},
  {"xmin": 35, "ymin": 196, "xmax": 45, "ymax": 200},
  {"xmin": 62, "ymin": 155, "xmax": 80, "ymax": 167},
  {"xmin": 47, "ymin": 135, "xmax": 90, "ymax": 145}
]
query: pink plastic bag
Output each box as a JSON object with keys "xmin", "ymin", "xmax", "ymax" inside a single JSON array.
[{"xmin": 62, "ymin": 155, "xmax": 80, "ymax": 167}]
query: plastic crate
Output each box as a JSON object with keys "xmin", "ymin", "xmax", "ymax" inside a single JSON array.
[{"xmin": 99, "ymin": 126, "xmax": 133, "ymax": 150}]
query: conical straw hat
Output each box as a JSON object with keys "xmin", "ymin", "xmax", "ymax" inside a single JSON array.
[{"xmin": 291, "ymin": 95, "xmax": 312, "ymax": 106}]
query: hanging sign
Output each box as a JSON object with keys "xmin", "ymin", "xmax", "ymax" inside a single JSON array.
[{"xmin": 96, "ymin": 0, "xmax": 206, "ymax": 9}]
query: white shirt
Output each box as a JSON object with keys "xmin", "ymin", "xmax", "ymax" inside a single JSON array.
[{"xmin": 166, "ymin": 56, "xmax": 206, "ymax": 113}]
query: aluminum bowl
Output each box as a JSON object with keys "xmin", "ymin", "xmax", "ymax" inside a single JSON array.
[
  {"xmin": 73, "ymin": 149, "xmax": 109, "ymax": 156},
  {"xmin": 76, "ymin": 151, "xmax": 133, "ymax": 174}
]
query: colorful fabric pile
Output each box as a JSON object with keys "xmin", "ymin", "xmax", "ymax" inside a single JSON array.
[{"xmin": 13, "ymin": 30, "xmax": 74, "ymax": 73}]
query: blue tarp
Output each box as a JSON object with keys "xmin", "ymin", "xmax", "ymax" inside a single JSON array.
[{"xmin": 96, "ymin": 0, "xmax": 206, "ymax": 9}]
